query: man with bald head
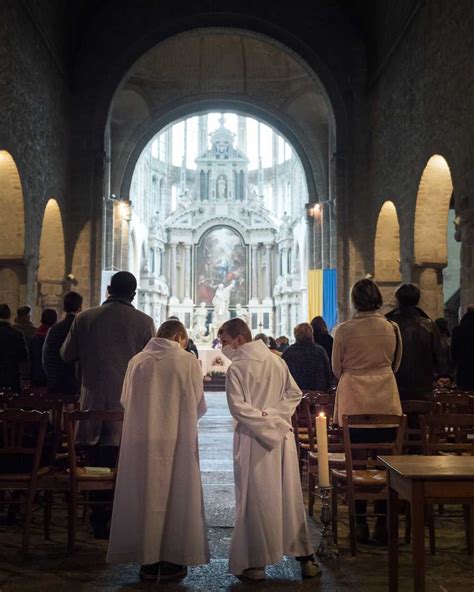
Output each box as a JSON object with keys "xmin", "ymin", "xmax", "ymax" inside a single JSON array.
[{"xmin": 61, "ymin": 271, "xmax": 155, "ymax": 537}]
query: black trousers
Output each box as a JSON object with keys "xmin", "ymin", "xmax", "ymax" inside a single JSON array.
[
  {"xmin": 84, "ymin": 446, "xmax": 118, "ymax": 531},
  {"xmin": 349, "ymin": 428, "xmax": 396, "ymax": 522}
]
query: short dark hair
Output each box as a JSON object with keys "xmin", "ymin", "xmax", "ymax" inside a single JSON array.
[
  {"xmin": 351, "ymin": 278, "xmax": 383, "ymax": 312},
  {"xmin": 16, "ymin": 305, "xmax": 31, "ymax": 318},
  {"xmin": 395, "ymin": 283, "xmax": 421, "ymax": 307},
  {"xmin": 254, "ymin": 332, "xmax": 268, "ymax": 346},
  {"xmin": 0, "ymin": 303, "xmax": 11, "ymax": 320},
  {"xmin": 434, "ymin": 317, "xmax": 450, "ymax": 337},
  {"xmin": 294, "ymin": 322, "xmax": 315, "ymax": 344},
  {"xmin": 64, "ymin": 291, "xmax": 83, "ymax": 313},
  {"xmin": 311, "ymin": 315, "xmax": 328, "ymax": 335},
  {"xmin": 40, "ymin": 308, "xmax": 57, "ymax": 327},
  {"xmin": 268, "ymin": 336, "xmax": 278, "ymax": 350},
  {"xmin": 218, "ymin": 318, "xmax": 252, "ymax": 343},
  {"xmin": 109, "ymin": 271, "xmax": 137, "ymax": 298},
  {"xmin": 157, "ymin": 319, "xmax": 187, "ymax": 341}
]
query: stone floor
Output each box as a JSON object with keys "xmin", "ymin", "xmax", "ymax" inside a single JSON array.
[{"xmin": 1, "ymin": 393, "xmax": 473, "ymax": 591}]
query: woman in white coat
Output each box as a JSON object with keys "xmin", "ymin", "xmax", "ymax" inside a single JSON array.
[{"xmin": 332, "ymin": 278, "xmax": 402, "ymax": 545}]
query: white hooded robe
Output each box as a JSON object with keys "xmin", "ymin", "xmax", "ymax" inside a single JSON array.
[
  {"xmin": 225, "ymin": 339, "xmax": 314, "ymax": 575},
  {"xmin": 107, "ymin": 338, "xmax": 209, "ymax": 566}
]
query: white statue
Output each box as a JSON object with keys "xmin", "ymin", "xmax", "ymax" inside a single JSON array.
[
  {"xmin": 192, "ymin": 302, "xmax": 208, "ymax": 341},
  {"xmin": 217, "ymin": 175, "xmax": 227, "ymax": 199},
  {"xmin": 212, "ymin": 280, "xmax": 235, "ymax": 324},
  {"xmin": 235, "ymin": 303, "xmax": 249, "ymax": 324}
]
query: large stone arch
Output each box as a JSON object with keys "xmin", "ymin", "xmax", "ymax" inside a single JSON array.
[
  {"xmin": 374, "ymin": 200, "xmax": 401, "ymax": 312},
  {"xmin": 413, "ymin": 155, "xmax": 453, "ymax": 319},
  {"xmin": 108, "ymin": 30, "xmax": 334, "ymax": 205},
  {"xmin": 71, "ymin": 7, "xmax": 361, "ymax": 309},
  {"xmin": 0, "ymin": 150, "xmax": 27, "ymax": 313},
  {"xmin": 37, "ymin": 198, "xmax": 66, "ymax": 315}
]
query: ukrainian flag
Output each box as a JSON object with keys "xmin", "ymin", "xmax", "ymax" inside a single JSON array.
[{"xmin": 308, "ymin": 268, "xmax": 338, "ymax": 331}]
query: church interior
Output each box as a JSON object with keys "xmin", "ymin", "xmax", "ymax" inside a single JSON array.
[{"xmin": 1, "ymin": 1, "xmax": 474, "ymax": 590}]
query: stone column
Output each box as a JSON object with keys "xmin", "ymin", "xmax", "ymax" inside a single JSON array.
[
  {"xmin": 184, "ymin": 244, "xmax": 192, "ymax": 300},
  {"xmin": 332, "ymin": 153, "xmax": 349, "ymax": 319},
  {"xmin": 265, "ymin": 244, "xmax": 273, "ymax": 299},
  {"xmin": 251, "ymin": 244, "xmax": 258, "ymax": 300},
  {"xmin": 169, "ymin": 242, "xmax": 177, "ymax": 298},
  {"xmin": 412, "ymin": 264, "xmax": 445, "ymax": 320}
]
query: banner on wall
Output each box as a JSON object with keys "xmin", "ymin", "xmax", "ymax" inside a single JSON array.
[{"xmin": 308, "ymin": 268, "xmax": 338, "ymax": 331}]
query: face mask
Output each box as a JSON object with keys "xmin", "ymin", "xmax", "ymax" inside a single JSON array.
[{"xmin": 222, "ymin": 344, "xmax": 237, "ymax": 361}]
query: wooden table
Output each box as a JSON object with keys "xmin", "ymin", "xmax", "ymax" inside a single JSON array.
[{"xmin": 378, "ymin": 455, "xmax": 474, "ymax": 592}]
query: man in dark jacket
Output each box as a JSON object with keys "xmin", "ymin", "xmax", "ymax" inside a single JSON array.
[
  {"xmin": 451, "ymin": 305, "xmax": 474, "ymax": 389},
  {"xmin": 43, "ymin": 291, "xmax": 83, "ymax": 400},
  {"xmin": 282, "ymin": 322, "xmax": 332, "ymax": 391},
  {"xmin": 12, "ymin": 305, "xmax": 37, "ymax": 345},
  {"xmin": 0, "ymin": 303, "xmax": 28, "ymax": 393},
  {"xmin": 61, "ymin": 271, "xmax": 155, "ymax": 538},
  {"xmin": 386, "ymin": 283, "xmax": 448, "ymax": 400}
]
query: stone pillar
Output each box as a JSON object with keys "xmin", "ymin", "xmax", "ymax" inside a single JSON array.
[
  {"xmin": 313, "ymin": 207, "xmax": 322, "ymax": 269},
  {"xmin": 251, "ymin": 244, "xmax": 258, "ymax": 300},
  {"xmin": 169, "ymin": 242, "xmax": 177, "ymax": 298},
  {"xmin": 413, "ymin": 264, "xmax": 445, "ymax": 320},
  {"xmin": 198, "ymin": 114, "xmax": 208, "ymax": 154},
  {"xmin": 184, "ymin": 244, "xmax": 192, "ymax": 300},
  {"xmin": 332, "ymin": 153, "xmax": 349, "ymax": 319},
  {"xmin": 237, "ymin": 116, "xmax": 247, "ymax": 153},
  {"xmin": 265, "ymin": 244, "xmax": 273, "ymax": 299}
]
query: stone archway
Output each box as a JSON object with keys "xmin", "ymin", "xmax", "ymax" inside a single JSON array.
[
  {"xmin": 413, "ymin": 155, "xmax": 453, "ymax": 319},
  {"xmin": 374, "ymin": 201, "xmax": 401, "ymax": 312},
  {"xmin": 0, "ymin": 150, "xmax": 26, "ymax": 314},
  {"xmin": 37, "ymin": 198, "xmax": 66, "ymax": 315},
  {"xmin": 72, "ymin": 221, "xmax": 92, "ymax": 309}
]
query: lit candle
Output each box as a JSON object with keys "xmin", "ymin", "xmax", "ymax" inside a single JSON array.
[{"xmin": 316, "ymin": 412, "xmax": 330, "ymax": 487}]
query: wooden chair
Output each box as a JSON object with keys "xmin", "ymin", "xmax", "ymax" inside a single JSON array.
[
  {"xmin": 434, "ymin": 391, "xmax": 474, "ymax": 414},
  {"xmin": 0, "ymin": 409, "xmax": 49, "ymax": 553},
  {"xmin": 401, "ymin": 400, "xmax": 437, "ymax": 455},
  {"xmin": 64, "ymin": 409, "xmax": 124, "ymax": 552},
  {"xmin": 425, "ymin": 413, "xmax": 474, "ymax": 554},
  {"xmin": 331, "ymin": 414, "xmax": 406, "ymax": 556},
  {"xmin": 300, "ymin": 396, "xmax": 344, "ymax": 516}
]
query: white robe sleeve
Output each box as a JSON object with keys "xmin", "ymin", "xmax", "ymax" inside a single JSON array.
[
  {"xmin": 191, "ymin": 357, "xmax": 207, "ymax": 419},
  {"xmin": 226, "ymin": 366, "xmax": 292, "ymax": 451},
  {"xmin": 265, "ymin": 366, "xmax": 302, "ymax": 420}
]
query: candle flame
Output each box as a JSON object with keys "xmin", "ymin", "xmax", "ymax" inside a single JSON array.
[{"xmin": 319, "ymin": 412, "xmax": 325, "ymax": 418}]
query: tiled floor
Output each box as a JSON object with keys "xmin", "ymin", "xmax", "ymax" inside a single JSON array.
[{"xmin": 1, "ymin": 393, "xmax": 473, "ymax": 591}]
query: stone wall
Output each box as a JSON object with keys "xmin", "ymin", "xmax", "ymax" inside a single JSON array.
[
  {"xmin": 352, "ymin": 0, "xmax": 474, "ymax": 316},
  {"xmin": 0, "ymin": 1, "xmax": 72, "ymax": 320}
]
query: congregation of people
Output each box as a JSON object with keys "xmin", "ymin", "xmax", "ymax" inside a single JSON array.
[{"xmin": 1, "ymin": 271, "xmax": 473, "ymax": 583}]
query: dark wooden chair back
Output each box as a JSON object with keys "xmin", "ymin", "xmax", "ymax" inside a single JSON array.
[
  {"xmin": 64, "ymin": 409, "xmax": 125, "ymax": 476},
  {"xmin": 0, "ymin": 409, "xmax": 49, "ymax": 473},
  {"xmin": 401, "ymin": 400, "xmax": 437, "ymax": 454},
  {"xmin": 426, "ymin": 414, "xmax": 474, "ymax": 456},
  {"xmin": 342, "ymin": 414, "xmax": 407, "ymax": 472}
]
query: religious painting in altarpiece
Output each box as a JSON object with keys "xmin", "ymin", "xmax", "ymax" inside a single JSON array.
[{"xmin": 195, "ymin": 226, "xmax": 247, "ymax": 306}]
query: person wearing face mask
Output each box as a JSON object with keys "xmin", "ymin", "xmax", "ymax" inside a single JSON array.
[
  {"xmin": 107, "ymin": 320, "xmax": 209, "ymax": 583},
  {"xmin": 219, "ymin": 318, "xmax": 320, "ymax": 582}
]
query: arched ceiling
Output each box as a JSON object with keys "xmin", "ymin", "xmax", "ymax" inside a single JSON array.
[{"xmin": 109, "ymin": 29, "xmax": 333, "ymax": 202}]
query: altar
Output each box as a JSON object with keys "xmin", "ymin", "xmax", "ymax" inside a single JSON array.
[{"xmin": 198, "ymin": 346, "xmax": 232, "ymax": 376}]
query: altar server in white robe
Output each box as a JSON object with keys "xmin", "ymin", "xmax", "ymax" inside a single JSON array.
[
  {"xmin": 107, "ymin": 319, "xmax": 209, "ymax": 583},
  {"xmin": 218, "ymin": 318, "xmax": 320, "ymax": 581}
]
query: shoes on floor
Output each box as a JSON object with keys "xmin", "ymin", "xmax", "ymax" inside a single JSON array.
[
  {"xmin": 139, "ymin": 563, "xmax": 160, "ymax": 582},
  {"xmin": 355, "ymin": 521, "xmax": 370, "ymax": 544},
  {"xmin": 139, "ymin": 562, "xmax": 188, "ymax": 582},
  {"xmin": 240, "ymin": 567, "xmax": 266, "ymax": 581},
  {"xmin": 300, "ymin": 559, "xmax": 321, "ymax": 578}
]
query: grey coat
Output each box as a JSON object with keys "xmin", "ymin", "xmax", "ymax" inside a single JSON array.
[{"xmin": 61, "ymin": 297, "xmax": 155, "ymax": 445}]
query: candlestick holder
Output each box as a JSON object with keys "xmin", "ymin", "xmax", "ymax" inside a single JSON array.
[{"xmin": 316, "ymin": 486, "xmax": 339, "ymax": 560}]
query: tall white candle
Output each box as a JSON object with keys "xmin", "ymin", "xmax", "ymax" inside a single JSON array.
[{"xmin": 316, "ymin": 412, "xmax": 330, "ymax": 487}]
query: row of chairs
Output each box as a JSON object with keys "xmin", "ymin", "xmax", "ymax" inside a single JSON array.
[
  {"xmin": 0, "ymin": 394, "xmax": 123, "ymax": 554},
  {"xmin": 293, "ymin": 390, "xmax": 474, "ymax": 556}
]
